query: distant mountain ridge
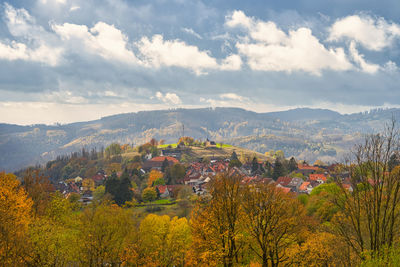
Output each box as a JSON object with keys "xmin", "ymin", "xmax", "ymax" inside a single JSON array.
[{"xmin": 1, "ymin": 107, "xmax": 399, "ymax": 172}]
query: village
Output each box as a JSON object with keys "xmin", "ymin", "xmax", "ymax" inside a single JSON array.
[{"xmin": 52, "ymin": 137, "xmax": 354, "ymax": 206}]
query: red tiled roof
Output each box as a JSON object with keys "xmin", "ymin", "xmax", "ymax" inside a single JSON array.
[
  {"xmin": 298, "ymin": 164, "xmax": 319, "ymax": 171},
  {"xmin": 309, "ymin": 174, "xmax": 327, "ymax": 182},
  {"xmin": 156, "ymin": 185, "xmax": 168, "ymax": 194},
  {"xmin": 276, "ymin": 176, "xmax": 293, "ymax": 187}
]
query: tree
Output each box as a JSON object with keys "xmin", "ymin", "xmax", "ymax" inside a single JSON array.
[
  {"xmin": 0, "ymin": 172, "xmax": 33, "ymax": 266},
  {"xmin": 161, "ymin": 158, "xmax": 169, "ymax": 172},
  {"xmin": 288, "ymin": 157, "xmax": 298, "ymax": 172},
  {"xmin": 190, "ymin": 172, "xmax": 245, "ymax": 266},
  {"xmin": 115, "ymin": 170, "xmax": 133, "ymax": 206},
  {"xmin": 77, "ymin": 202, "xmax": 135, "ymax": 266},
  {"xmin": 332, "ymin": 119, "xmax": 400, "ymax": 259},
  {"xmin": 153, "ymin": 177, "xmax": 166, "ymax": 186},
  {"xmin": 179, "ymin": 136, "xmax": 194, "ymax": 146},
  {"xmin": 22, "ymin": 169, "xmax": 53, "ymax": 217},
  {"xmin": 272, "ymin": 158, "xmax": 286, "ymax": 180},
  {"xmin": 105, "ymin": 171, "xmax": 119, "ymax": 200},
  {"xmin": 105, "ymin": 143, "xmax": 122, "ymax": 158},
  {"xmin": 123, "ymin": 214, "xmax": 191, "ymax": 266},
  {"xmin": 165, "ymin": 163, "xmax": 186, "ymax": 185},
  {"xmin": 148, "ymin": 169, "xmax": 164, "ymax": 187},
  {"xmin": 242, "ymin": 183, "xmax": 305, "ymax": 267},
  {"xmin": 142, "ymin": 187, "xmax": 157, "ymax": 202},
  {"xmin": 93, "ymin": 185, "xmax": 106, "ymax": 202},
  {"xmin": 230, "ymin": 151, "xmax": 239, "ymax": 161},
  {"xmin": 251, "ymin": 157, "xmax": 259, "ymax": 174}
]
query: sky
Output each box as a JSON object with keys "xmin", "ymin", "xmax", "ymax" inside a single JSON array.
[{"xmin": 1, "ymin": 0, "xmax": 400, "ymax": 125}]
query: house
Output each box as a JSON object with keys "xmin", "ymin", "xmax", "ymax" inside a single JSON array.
[
  {"xmin": 276, "ymin": 176, "xmax": 293, "ymax": 187},
  {"xmin": 156, "ymin": 185, "xmax": 170, "ymax": 198},
  {"xmin": 297, "ymin": 164, "xmax": 319, "ymax": 176},
  {"xmin": 298, "ymin": 182, "xmax": 314, "ymax": 194},
  {"xmin": 287, "ymin": 177, "xmax": 304, "ymax": 192},
  {"xmin": 276, "ymin": 185, "xmax": 292, "ymax": 193},
  {"xmin": 142, "ymin": 156, "xmax": 180, "ymax": 172},
  {"xmin": 309, "ymin": 174, "xmax": 327, "ymax": 184},
  {"xmin": 205, "ymin": 138, "xmax": 217, "ymax": 147}
]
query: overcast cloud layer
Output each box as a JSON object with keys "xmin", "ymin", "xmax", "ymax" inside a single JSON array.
[{"xmin": 1, "ymin": 0, "xmax": 400, "ymax": 125}]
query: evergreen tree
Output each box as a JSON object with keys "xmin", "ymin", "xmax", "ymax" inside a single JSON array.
[
  {"xmin": 105, "ymin": 171, "xmax": 119, "ymax": 200},
  {"xmin": 251, "ymin": 157, "xmax": 259, "ymax": 174},
  {"xmin": 288, "ymin": 157, "xmax": 298, "ymax": 172},
  {"xmin": 115, "ymin": 169, "xmax": 133, "ymax": 206},
  {"xmin": 273, "ymin": 158, "xmax": 286, "ymax": 180},
  {"xmin": 161, "ymin": 158, "xmax": 169, "ymax": 173},
  {"xmin": 230, "ymin": 151, "xmax": 238, "ymax": 161}
]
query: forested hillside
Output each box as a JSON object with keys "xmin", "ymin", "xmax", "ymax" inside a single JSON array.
[{"xmin": 1, "ymin": 107, "xmax": 399, "ymax": 171}]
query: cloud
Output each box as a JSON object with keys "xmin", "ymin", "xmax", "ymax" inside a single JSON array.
[
  {"xmin": 328, "ymin": 14, "xmax": 400, "ymax": 51},
  {"xmin": 1, "ymin": 3, "xmax": 63, "ymax": 65},
  {"xmin": 52, "ymin": 22, "xmax": 140, "ymax": 64},
  {"xmin": 181, "ymin": 27, "xmax": 202, "ymax": 39},
  {"xmin": 155, "ymin": 91, "xmax": 182, "ymax": 105},
  {"xmin": 137, "ymin": 34, "xmax": 241, "ymax": 74},
  {"xmin": 226, "ymin": 10, "xmax": 353, "ymax": 75},
  {"xmin": 219, "ymin": 93, "xmax": 247, "ymax": 101},
  {"xmin": 0, "ymin": 41, "xmax": 62, "ymax": 66},
  {"xmin": 69, "ymin": 5, "xmax": 80, "ymax": 11},
  {"xmin": 349, "ymin": 41, "xmax": 380, "ymax": 73}
]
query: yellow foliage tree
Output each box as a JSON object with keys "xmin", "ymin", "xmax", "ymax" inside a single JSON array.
[
  {"xmin": 0, "ymin": 172, "xmax": 33, "ymax": 265},
  {"xmin": 189, "ymin": 172, "xmax": 245, "ymax": 266},
  {"xmin": 122, "ymin": 214, "xmax": 191, "ymax": 266}
]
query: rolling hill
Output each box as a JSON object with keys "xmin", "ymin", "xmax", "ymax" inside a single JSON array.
[{"xmin": 1, "ymin": 107, "xmax": 399, "ymax": 172}]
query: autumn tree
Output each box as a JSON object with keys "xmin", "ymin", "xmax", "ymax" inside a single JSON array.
[
  {"xmin": 148, "ymin": 169, "xmax": 164, "ymax": 187},
  {"xmin": 29, "ymin": 192, "xmax": 78, "ymax": 266},
  {"xmin": 123, "ymin": 214, "xmax": 191, "ymax": 266},
  {"xmin": 105, "ymin": 143, "xmax": 122, "ymax": 158},
  {"xmin": 142, "ymin": 187, "xmax": 157, "ymax": 202},
  {"xmin": 0, "ymin": 172, "xmax": 33, "ymax": 266},
  {"xmin": 190, "ymin": 172, "xmax": 245, "ymax": 266},
  {"xmin": 22, "ymin": 169, "xmax": 54, "ymax": 217},
  {"xmin": 165, "ymin": 163, "xmax": 186, "ymax": 185},
  {"xmin": 332, "ymin": 119, "xmax": 400, "ymax": 259},
  {"xmin": 242, "ymin": 183, "xmax": 305, "ymax": 267},
  {"xmin": 77, "ymin": 202, "xmax": 135, "ymax": 266}
]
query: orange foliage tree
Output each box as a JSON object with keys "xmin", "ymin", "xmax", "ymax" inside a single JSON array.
[
  {"xmin": 148, "ymin": 170, "xmax": 163, "ymax": 187},
  {"xmin": 0, "ymin": 172, "xmax": 33, "ymax": 265}
]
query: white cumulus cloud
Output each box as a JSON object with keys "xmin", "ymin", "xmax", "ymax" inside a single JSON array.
[
  {"xmin": 52, "ymin": 22, "xmax": 139, "ymax": 64},
  {"xmin": 349, "ymin": 41, "xmax": 380, "ymax": 73},
  {"xmin": 226, "ymin": 10, "xmax": 353, "ymax": 75},
  {"xmin": 155, "ymin": 91, "xmax": 182, "ymax": 105},
  {"xmin": 137, "ymin": 34, "xmax": 241, "ymax": 74},
  {"xmin": 328, "ymin": 15, "xmax": 400, "ymax": 51}
]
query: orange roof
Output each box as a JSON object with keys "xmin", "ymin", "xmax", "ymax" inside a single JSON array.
[
  {"xmin": 156, "ymin": 185, "xmax": 168, "ymax": 194},
  {"xmin": 298, "ymin": 164, "xmax": 319, "ymax": 171},
  {"xmin": 309, "ymin": 174, "xmax": 327, "ymax": 182},
  {"xmin": 299, "ymin": 181, "xmax": 310, "ymax": 191},
  {"xmin": 151, "ymin": 156, "xmax": 179, "ymax": 164},
  {"xmin": 278, "ymin": 186, "xmax": 291, "ymax": 193}
]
